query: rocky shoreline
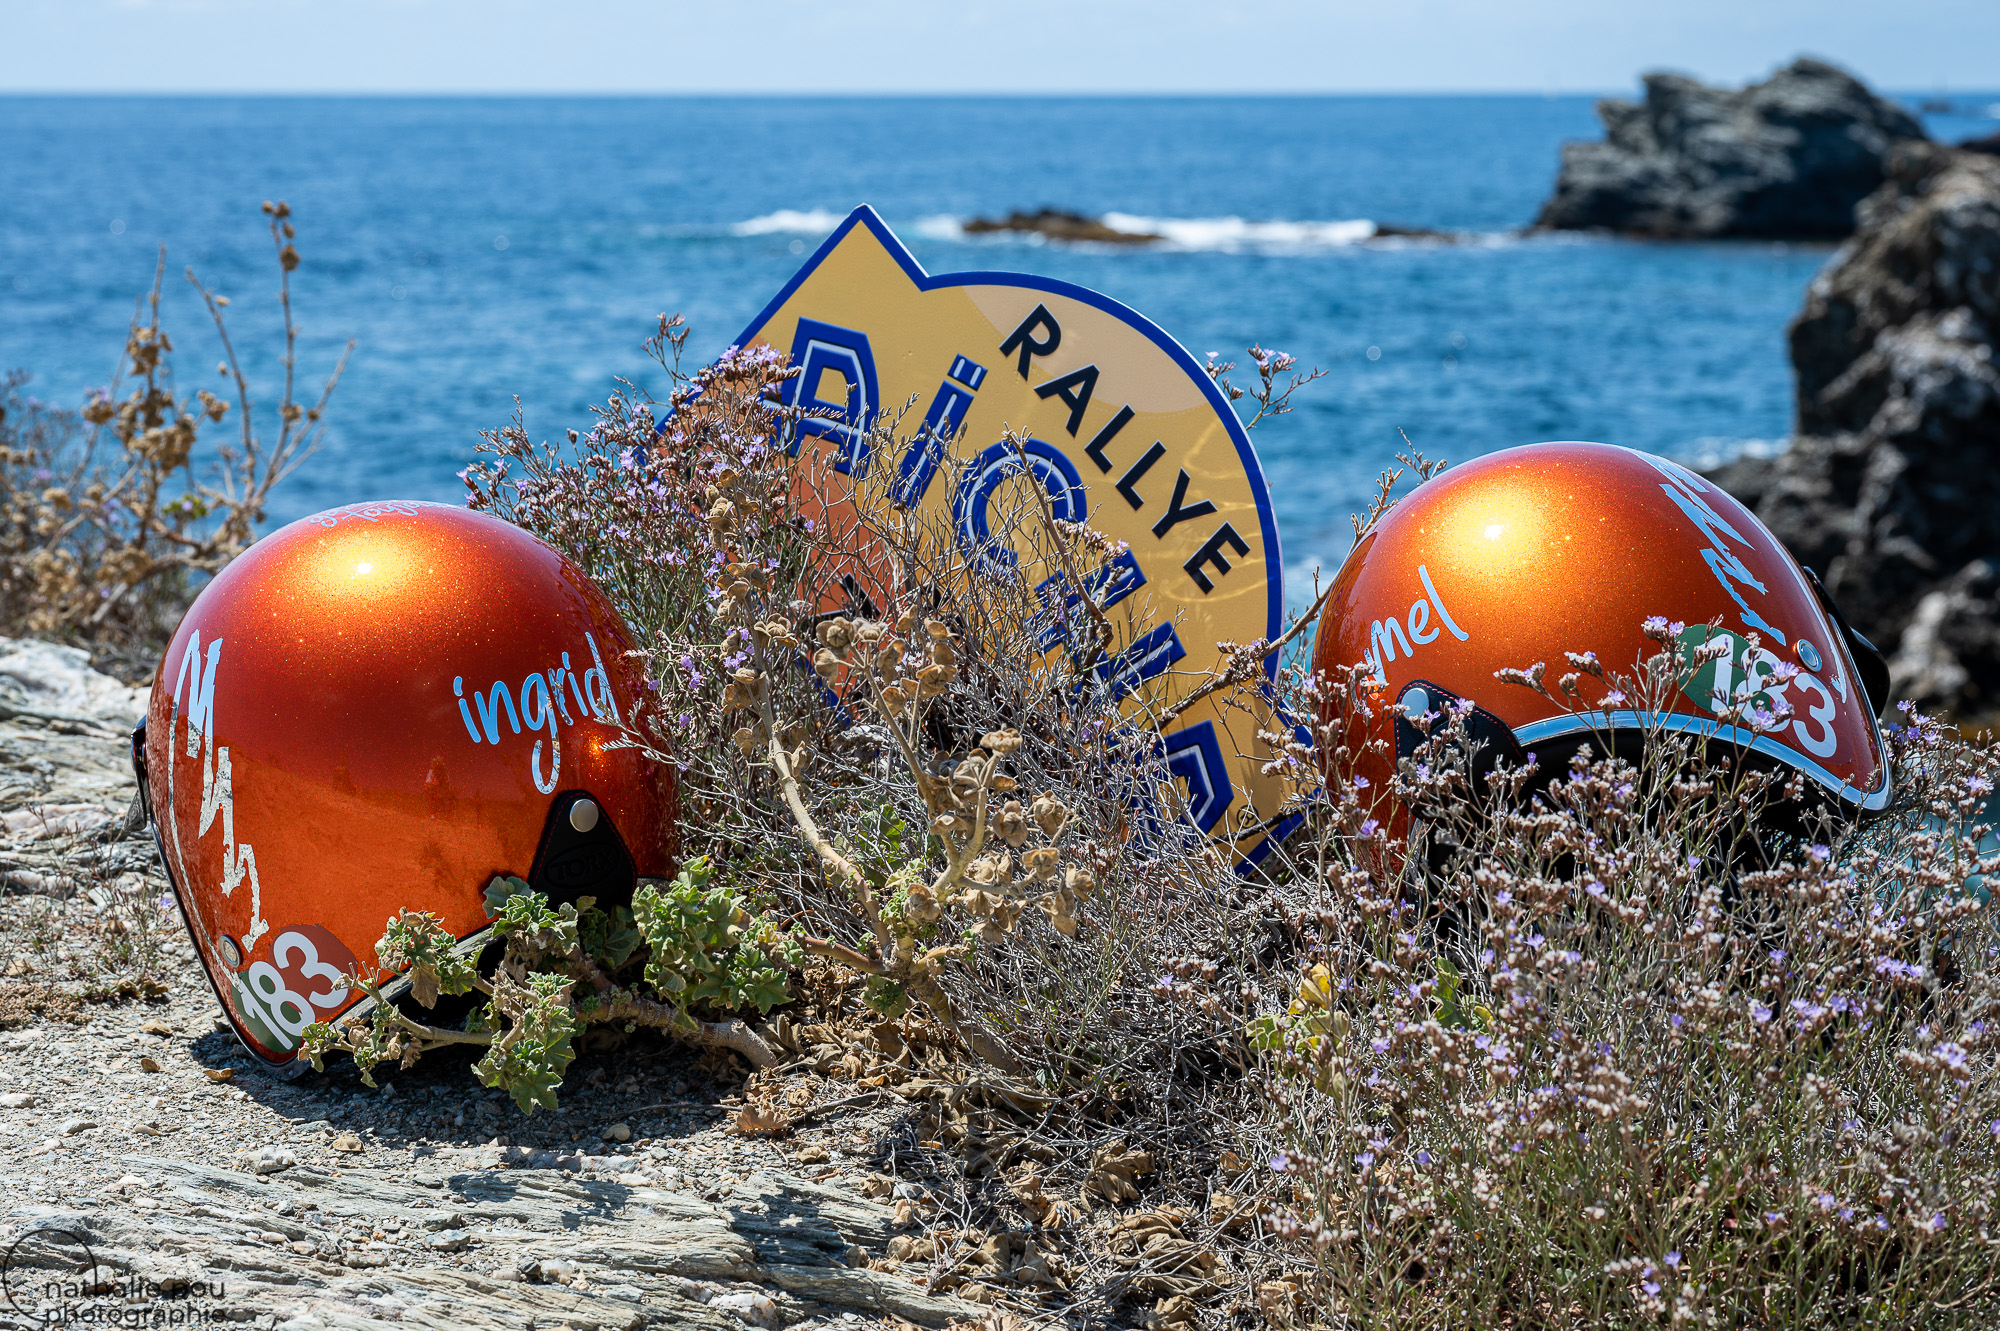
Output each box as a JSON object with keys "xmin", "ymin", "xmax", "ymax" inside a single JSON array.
[
  {"xmin": 962, "ymin": 209, "xmax": 1164, "ymax": 245},
  {"xmin": 1522, "ymin": 56, "xmax": 2000, "ymax": 718},
  {"xmin": 1535, "ymin": 58, "xmax": 1926, "ymax": 239},
  {"xmin": 1707, "ymin": 143, "xmax": 2000, "ymax": 718}
]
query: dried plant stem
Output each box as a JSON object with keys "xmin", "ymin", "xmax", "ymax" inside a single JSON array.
[
  {"xmin": 575, "ymin": 946, "xmax": 779, "ymax": 1069},
  {"xmin": 1155, "ymin": 578, "xmax": 1340, "ymax": 730},
  {"xmin": 762, "ymin": 693, "xmax": 1025, "ymax": 1076},
  {"xmin": 594, "ymin": 994, "xmax": 779, "ymax": 1069}
]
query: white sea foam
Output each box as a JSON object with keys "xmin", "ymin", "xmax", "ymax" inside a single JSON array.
[
  {"xmin": 730, "ymin": 209, "xmax": 845, "ymax": 237},
  {"xmin": 911, "ymin": 214, "xmax": 968, "ymax": 241},
  {"xmin": 1679, "ymin": 436, "xmax": 1790, "ymax": 471},
  {"xmin": 1101, "ymin": 212, "xmax": 1379, "ymax": 252},
  {"xmin": 733, "ymin": 209, "xmax": 1504, "ymax": 253}
]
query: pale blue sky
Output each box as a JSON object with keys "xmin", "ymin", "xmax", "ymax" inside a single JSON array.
[{"xmin": 2, "ymin": 0, "xmax": 1994, "ymax": 94}]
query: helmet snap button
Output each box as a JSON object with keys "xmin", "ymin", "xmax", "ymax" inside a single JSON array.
[
  {"xmin": 569, "ymin": 798, "xmax": 600, "ymax": 834},
  {"xmin": 1401, "ymin": 687, "xmax": 1431, "ymax": 720},
  {"xmin": 1795, "ymin": 639, "xmax": 1823, "ymax": 672}
]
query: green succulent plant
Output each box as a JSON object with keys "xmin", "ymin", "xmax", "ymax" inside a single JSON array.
[{"xmin": 300, "ymin": 859, "xmax": 798, "ymax": 1114}]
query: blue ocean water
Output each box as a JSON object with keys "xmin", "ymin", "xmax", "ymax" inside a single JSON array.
[{"xmin": 3, "ymin": 95, "xmax": 1996, "ymax": 599}]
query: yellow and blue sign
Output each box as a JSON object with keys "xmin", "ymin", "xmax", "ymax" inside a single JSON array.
[{"xmin": 732, "ymin": 205, "xmax": 1292, "ymax": 869}]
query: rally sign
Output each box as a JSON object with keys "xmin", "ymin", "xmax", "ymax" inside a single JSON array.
[{"xmin": 731, "ymin": 205, "xmax": 1290, "ymax": 868}]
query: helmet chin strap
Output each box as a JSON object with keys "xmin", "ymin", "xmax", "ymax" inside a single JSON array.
[
  {"xmin": 526, "ymin": 789, "xmax": 638, "ymax": 910},
  {"xmin": 1800, "ymin": 567, "xmax": 1892, "ymax": 718}
]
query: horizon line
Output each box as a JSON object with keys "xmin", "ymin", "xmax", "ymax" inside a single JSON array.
[{"xmin": 4, "ymin": 86, "xmax": 1994, "ymax": 100}]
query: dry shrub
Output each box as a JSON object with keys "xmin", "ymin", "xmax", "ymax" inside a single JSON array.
[
  {"xmin": 1240, "ymin": 602, "xmax": 2000, "ymax": 1327},
  {"xmin": 465, "ymin": 319, "xmax": 1278, "ymax": 1158},
  {"xmin": 471, "ymin": 330, "xmax": 2000, "ymax": 1325},
  {"xmin": 0, "ymin": 201, "xmax": 348, "ymax": 672}
]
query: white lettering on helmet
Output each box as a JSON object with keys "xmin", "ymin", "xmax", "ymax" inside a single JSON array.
[
  {"xmin": 452, "ymin": 632, "xmax": 626, "ymax": 793},
  {"xmin": 1364, "ymin": 616, "xmax": 1412, "ymax": 684},
  {"xmin": 1642, "ymin": 453, "xmax": 1786, "ymax": 641},
  {"xmin": 1361, "ymin": 564, "xmax": 1468, "ymax": 683},
  {"xmin": 1640, "ymin": 451, "xmax": 1844, "ymax": 760},
  {"xmin": 167, "ymin": 630, "xmax": 268, "ymax": 954}
]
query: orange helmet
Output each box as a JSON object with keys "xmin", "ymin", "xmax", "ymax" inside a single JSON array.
[
  {"xmin": 1313, "ymin": 442, "xmax": 1890, "ymax": 834},
  {"xmin": 132, "ymin": 501, "xmax": 677, "ymax": 1075}
]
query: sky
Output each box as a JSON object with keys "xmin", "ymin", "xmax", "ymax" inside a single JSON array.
[{"xmin": 2, "ymin": 0, "xmax": 1995, "ymax": 95}]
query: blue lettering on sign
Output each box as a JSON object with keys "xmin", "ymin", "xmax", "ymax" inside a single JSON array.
[
  {"xmin": 1110, "ymin": 719, "xmax": 1235, "ymax": 849},
  {"xmin": 1091, "ymin": 621, "xmax": 1186, "ymax": 706},
  {"xmin": 895, "ymin": 353, "xmax": 989, "ymax": 508},
  {"xmin": 952, "ymin": 438, "xmax": 1086, "ymax": 577},
  {"xmin": 1164, "ymin": 721, "xmax": 1233, "ymax": 834},
  {"xmin": 778, "ymin": 318, "xmax": 880, "ymax": 477},
  {"xmin": 895, "ymin": 378, "xmax": 978, "ymax": 508},
  {"xmin": 1032, "ymin": 549, "xmax": 1147, "ymax": 655},
  {"xmin": 947, "ymin": 355, "xmax": 987, "ymax": 390}
]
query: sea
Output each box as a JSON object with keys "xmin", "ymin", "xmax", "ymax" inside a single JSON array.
[{"xmin": 3, "ymin": 94, "xmax": 1997, "ymax": 603}]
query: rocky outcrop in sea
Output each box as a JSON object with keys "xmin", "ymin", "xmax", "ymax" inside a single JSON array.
[
  {"xmin": 1536, "ymin": 58, "xmax": 1926, "ymax": 239},
  {"xmin": 1709, "ymin": 144, "xmax": 2000, "ymax": 716},
  {"xmin": 962, "ymin": 209, "xmax": 1165, "ymax": 244}
]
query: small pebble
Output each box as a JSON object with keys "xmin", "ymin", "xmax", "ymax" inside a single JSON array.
[
  {"xmin": 259, "ymin": 1148, "xmax": 297, "ymax": 1174},
  {"xmin": 331, "ymin": 1131, "xmax": 365, "ymax": 1153},
  {"xmin": 140, "ymin": 1020, "xmax": 174, "ymax": 1036},
  {"xmin": 139, "ymin": 1056, "xmax": 162, "ymax": 1073},
  {"xmin": 709, "ymin": 1290, "xmax": 780, "ymax": 1328},
  {"xmin": 602, "ymin": 1122, "xmax": 632, "ymax": 1143},
  {"xmin": 0, "ymin": 1092, "xmax": 38, "ymax": 1109},
  {"xmin": 60, "ymin": 1117, "xmax": 96, "ymax": 1136},
  {"xmin": 202, "ymin": 1068, "xmax": 234, "ymax": 1083}
]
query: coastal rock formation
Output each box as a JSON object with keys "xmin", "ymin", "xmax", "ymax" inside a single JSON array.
[
  {"xmin": 963, "ymin": 209, "xmax": 1164, "ymax": 244},
  {"xmin": 1536, "ymin": 58, "xmax": 1926, "ymax": 239},
  {"xmin": 960, "ymin": 209, "xmax": 1455, "ymax": 248},
  {"xmin": 1708, "ymin": 145, "xmax": 2000, "ymax": 716}
]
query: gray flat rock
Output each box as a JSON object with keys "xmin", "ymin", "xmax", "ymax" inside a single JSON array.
[{"xmin": 0, "ymin": 1155, "xmax": 973, "ymax": 1330}]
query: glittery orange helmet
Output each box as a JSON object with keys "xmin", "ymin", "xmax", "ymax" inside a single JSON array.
[
  {"xmin": 1314, "ymin": 442, "xmax": 1891, "ymax": 836},
  {"xmin": 132, "ymin": 501, "xmax": 678, "ymax": 1075}
]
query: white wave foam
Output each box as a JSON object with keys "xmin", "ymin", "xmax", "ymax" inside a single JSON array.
[
  {"xmin": 911, "ymin": 214, "xmax": 968, "ymax": 241},
  {"xmin": 1101, "ymin": 213, "xmax": 1379, "ymax": 252},
  {"xmin": 729, "ymin": 208, "xmax": 1499, "ymax": 254},
  {"xmin": 1679, "ymin": 436, "xmax": 1790, "ymax": 471},
  {"xmin": 730, "ymin": 209, "xmax": 845, "ymax": 237}
]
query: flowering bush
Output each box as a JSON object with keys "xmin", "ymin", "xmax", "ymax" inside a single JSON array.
[
  {"xmin": 460, "ymin": 327, "xmax": 1997, "ymax": 1324},
  {"xmin": 1244, "ymin": 624, "xmax": 2000, "ymax": 1326}
]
